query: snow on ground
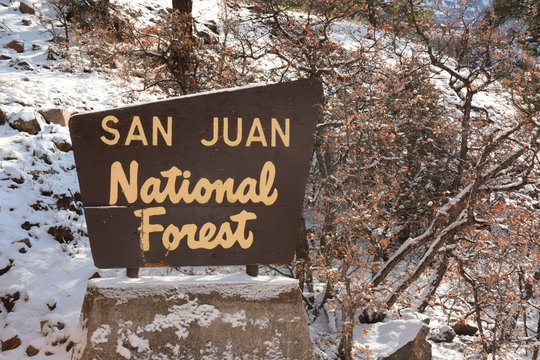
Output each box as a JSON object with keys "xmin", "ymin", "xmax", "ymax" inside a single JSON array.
[{"xmin": 0, "ymin": 0, "xmax": 524, "ymax": 359}]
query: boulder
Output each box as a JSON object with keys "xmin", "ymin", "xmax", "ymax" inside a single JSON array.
[
  {"xmin": 17, "ymin": 61, "xmax": 32, "ymax": 70},
  {"xmin": 26, "ymin": 345, "xmax": 40, "ymax": 357},
  {"xmin": 452, "ymin": 321, "xmax": 478, "ymax": 336},
  {"xmin": 5, "ymin": 40, "xmax": 24, "ymax": 53},
  {"xmin": 54, "ymin": 140, "xmax": 72, "ymax": 152},
  {"xmin": 39, "ymin": 108, "xmax": 69, "ymax": 126},
  {"xmin": 382, "ymin": 325, "xmax": 431, "ymax": 360},
  {"xmin": 22, "ymin": 19, "xmax": 32, "ymax": 26},
  {"xmin": 1, "ymin": 335, "xmax": 21, "ymax": 351},
  {"xmin": 19, "ymin": 1, "xmax": 35, "ymax": 14},
  {"xmin": 8, "ymin": 109, "xmax": 42, "ymax": 135},
  {"xmin": 429, "ymin": 325, "xmax": 456, "ymax": 343}
]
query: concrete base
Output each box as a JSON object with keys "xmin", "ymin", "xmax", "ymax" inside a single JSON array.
[{"xmin": 72, "ymin": 274, "xmax": 314, "ymax": 360}]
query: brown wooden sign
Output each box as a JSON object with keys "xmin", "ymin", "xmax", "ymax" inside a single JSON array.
[{"xmin": 69, "ymin": 79, "xmax": 323, "ymax": 268}]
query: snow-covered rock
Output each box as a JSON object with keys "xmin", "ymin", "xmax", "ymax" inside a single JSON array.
[
  {"xmin": 19, "ymin": 1, "xmax": 36, "ymax": 15},
  {"xmin": 39, "ymin": 108, "xmax": 69, "ymax": 127},
  {"xmin": 5, "ymin": 40, "xmax": 25, "ymax": 53},
  {"xmin": 8, "ymin": 108, "xmax": 43, "ymax": 135},
  {"xmin": 429, "ymin": 325, "xmax": 456, "ymax": 343}
]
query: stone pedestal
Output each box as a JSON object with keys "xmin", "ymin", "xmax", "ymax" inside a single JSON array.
[{"xmin": 72, "ymin": 274, "xmax": 314, "ymax": 360}]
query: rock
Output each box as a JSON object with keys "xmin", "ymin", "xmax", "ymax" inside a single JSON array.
[
  {"xmin": 0, "ymin": 259, "xmax": 13, "ymax": 276},
  {"xmin": 17, "ymin": 61, "xmax": 33, "ymax": 70},
  {"xmin": 1, "ymin": 291, "xmax": 20, "ymax": 313},
  {"xmin": 47, "ymin": 225, "xmax": 75, "ymax": 244},
  {"xmin": 1, "ymin": 335, "xmax": 22, "ymax": 351},
  {"xmin": 26, "ymin": 345, "xmax": 40, "ymax": 357},
  {"xmin": 66, "ymin": 341, "xmax": 74, "ymax": 352},
  {"xmin": 55, "ymin": 194, "xmax": 76, "ymax": 211},
  {"xmin": 38, "ymin": 152, "xmax": 51, "ymax": 165},
  {"xmin": 5, "ymin": 40, "xmax": 24, "ymax": 53},
  {"xmin": 53, "ymin": 140, "xmax": 72, "ymax": 152},
  {"xmin": 382, "ymin": 326, "xmax": 431, "ymax": 360},
  {"xmin": 40, "ymin": 319, "xmax": 65, "ymax": 336},
  {"xmin": 32, "ymin": 44, "xmax": 40, "ymax": 50},
  {"xmin": 19, "ymin": 1, "xmax": 35, "ymax": 14},
  {"xmin": 8, "ymin": 109, "xmax": 42, "ymax": 135},
  {"xmin": 0, "ymin": 108, "xmax": 6, "ymax": 125},
  {"xmin": 358, "ymin": 308, "xmax": 387, "ymax": 324},
  {"xmin": 89, "ymin": 272, "xmax": 101, "ymax": 279},
  {"xmin": 51, "ymin": 336, "xmax": 68, "ymax": 346},
  {"xmin": 0, "ymin": 54, "xmax": 11, "ymax": 60},
  {"xmin": 21, "ymin": 221, "xmax": 39, "ymax": 230},
  {"xmin": 429, "ymin": 325, "xmax": 456, "ymax": 343},
  {"xmin": 39, "ymin": 108, "xmax": 69, "ymax": 126},
  {"xmin": 14, "ymin": 238, "xmax": 32, "ymax": 248},
  {"xmin": 452, "ymin": 321, "xmax": 478, "ymax": 336},
  {"xmin": 22, "ymin": 19, "xmax": 32, "ymax": 26}
]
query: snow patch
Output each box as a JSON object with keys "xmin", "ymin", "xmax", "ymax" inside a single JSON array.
[
  {"xmin": 142, "ymin": 300, "xmax": 220, "ymax": 340},
  {"xmin": 90, "ymin": 324, "xmax": 111, "ymax": 344},
  {"xmin": 90, "ymin": 274, "xmax": 299, "ymax": 303},
  {"xmin": 354, "ymin": 319, "xmax": 425, "ymax": 358}
]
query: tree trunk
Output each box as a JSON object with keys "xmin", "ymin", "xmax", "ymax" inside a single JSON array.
[
  {"xmin": 417, "ymin": 252, "xmax": 449, "ymax": 313},
  {"xmin": 169, "ymin": 0, "xmax": 195, "ymax": 93},
  {"xmin": 295, "ymin": 216, "xmax": 314, "ymax": 293},
  {"xmin": 172, "ymin": 0, "xmax": 192, "ymax": 14},
  {"xmin": 532, "ymin": 312, "xmax": 540, "ymax": 360}
]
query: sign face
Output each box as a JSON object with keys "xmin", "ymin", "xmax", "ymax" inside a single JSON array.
[{"xmin": 69, "ymin": 79, "xmax": 323, "ymax": 269}]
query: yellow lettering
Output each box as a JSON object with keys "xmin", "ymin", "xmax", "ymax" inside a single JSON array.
[
  {"xmin": 113, "ymin": 162, "xmax": 278, "ymax": 206},
  {"xmin": 259, "ymin": 161, "xmax": 278, "ymax": 205},
  {"xmin": 201, "ymin": 117, "xmax": 219, "ymax": 146},
  {"xmin": 134, "ymin": 206, "xmax": 166, "ymax": 251},
  {"xmin": 125, "ymin": 116, "xmax": 148, "ymax": 146},
  {"xmin": 198, "ymin": 222, "xmax": 217, "ymax": 247},
  {"xmin": 191, "ymin": 178, "xmax": 214, "ymax": 204},
  {"xmin": 271, "ymin": 118, "xmax": 290, "ymax": 147},
  {"xmin": 245, "ymin": 118, "xmax": 267, "ymax": 147},
  {"xmin": 152, "ymin": 116, "xmax": 173, "ymax": 146},
  {"xmin": 212, "ymin": 179, "xmax": 235, "ymax": 203},
  {"xmin": 140, "ymin": 177, "xmax": 161, "ymax": 204},
  {"xmin": 235, "ymin": 177, "xmax": 258, "ymax": 204},
  {"xmin": 100, "ymin": 115, "xmax": 120, "ymax": 145},
  {"xmin": 224, "ymin": 117, "xmax": 242, "ymax": 146},
  {"xmin": 175, "ymin": 170, "xmax": 194, "ymax": 203},
  {"xmin": 134, "ymin": 209, "xmax": 258, "ymax": 251},
  {"xmin": 230, "ymin": 210, "xmax": 257, "ymax": 249},
  {"xmin": 109, "ymin": 161, "xmax": 138, "ymax": 205},
  {"xmin": 161, "ymin": 167, "xmax": 182, "ymax": 203},
  {"xmin": 162, "ymin": 223, "xmax": 196, "ymax": 251}
]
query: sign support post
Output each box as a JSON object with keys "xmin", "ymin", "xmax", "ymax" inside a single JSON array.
[
  {"xmin": 246, "ymin": 264, "xmax": 259, "ymax": 277},
  {"xmin": 126, "ymin": 267, "xmax": 139, "ymax": 278}
]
